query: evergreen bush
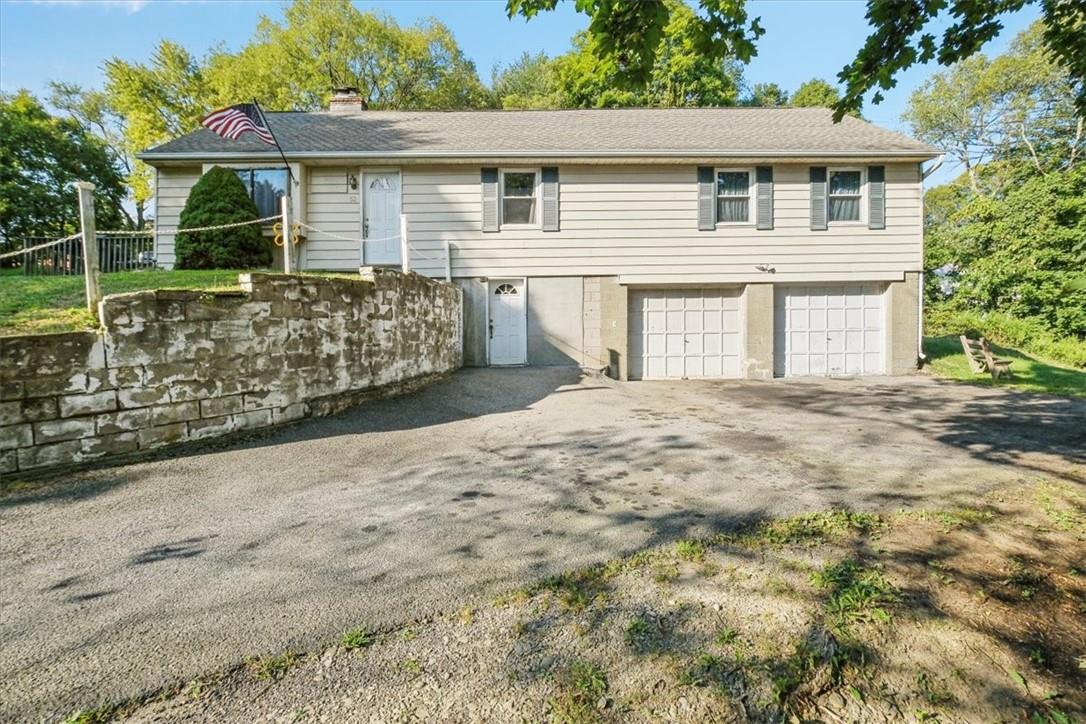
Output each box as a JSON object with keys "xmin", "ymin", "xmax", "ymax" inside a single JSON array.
[{"xmin": 175, "ymin": 166, "xmax": 272, "ymax": 269}]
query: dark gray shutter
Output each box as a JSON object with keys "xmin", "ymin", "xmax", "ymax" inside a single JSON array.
[
  {"xmin": 868, "ymin": 165, "xmax": 886, "ymax": 230},
  {"xmin": 697, "ymin": 166, "xmax": 715, "ymax": 231},
  {"xmin": 541, "ymin": 166, "xmax": 559, "ymax": 231},
  {"xmin": 810, "ymin": 166, "xmax": 827, "ymax": 231},
  {"xmin": 481, "ymin": 167, "xmax": 499, "ymax": 232},
  {"xmin": 755, "ymin": 166, "xmax": 774, "ymax": 230}
]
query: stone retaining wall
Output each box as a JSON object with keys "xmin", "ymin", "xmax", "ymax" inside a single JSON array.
[{"xmin": 0, "ymin": 269, "xmax": 462, "ymax": 474}]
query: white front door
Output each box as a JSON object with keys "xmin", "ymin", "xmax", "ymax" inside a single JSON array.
[
  {"xmin": 774, "ymin": 285, "xmax": 885, "ymax": 376},
  {"xmin": 362, "ymin": 172, "xmax": 401, "ymax": 265},
  {"xmin": 628, "ymin": 288, "xmax": 742, "ymax": 380},
  {"xmin": 488, "ymin": 279, "xmax": 526, "ymax": 365}
]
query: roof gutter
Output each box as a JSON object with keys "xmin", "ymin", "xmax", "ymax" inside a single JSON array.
[{"xmin": 137, "ymin": 148, "xmax": 940, "ymax": 163}]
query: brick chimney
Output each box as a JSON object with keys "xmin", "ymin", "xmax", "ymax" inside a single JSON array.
[{"xmin": 328, "ymin": 87, "xmax": 367, "ymax": 115}]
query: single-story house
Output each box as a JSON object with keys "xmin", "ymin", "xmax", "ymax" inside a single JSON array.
[{"xmin": 138, "ymin": 89, "xmax": 940, "ymax": 380}]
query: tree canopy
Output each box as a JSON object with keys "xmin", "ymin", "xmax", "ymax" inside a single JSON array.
[
  {"xmin": 492, "ymin": 1, "xmax": 744, "ymax": 109},
  {"xmin": 913, "ymin": 22, "xmax": 1085, "ymax": 354},
  {"xmin": 0, "ymin": 91, "xmax": 127, "ymax": 242},
  {"xmin": 100, "ymin": 0, "xmax": 492, "ymax": 222},
  {"xmin": 507, "ymin": 0, "xmax": 1086, "ymax": 121},
  {"xmin": 790, "ymin": 79, "xmax": 841, "ymax": 108},
  {"xmin": 904, "ymin": 21, "xmax": 1082, "ymax": 192}
]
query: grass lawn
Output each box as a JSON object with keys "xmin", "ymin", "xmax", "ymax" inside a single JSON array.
[
  {"xmin": 0, "ymin": 268, "xmax": 246, "ymax": 336},
  {"xmin": 924, "ymin": 335, "xmax": 1086, "ymax": 398}
]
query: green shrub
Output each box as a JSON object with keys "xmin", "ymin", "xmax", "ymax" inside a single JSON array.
[
  {"xmin": 926, "ymin": 305, "xmax": 1086, "ymax": 369},
  {"xmin": 175, "ymin": 166, "xmax": 272, "ymax": 269}
]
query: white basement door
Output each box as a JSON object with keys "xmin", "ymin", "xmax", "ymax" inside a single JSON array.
[
  {"xmin": 774, "ymin": 285, "xmax": 885, "ymax": 376},
  {"xmin": 628, "ymin": 288, "xmax": 742, "ymax": 380}
]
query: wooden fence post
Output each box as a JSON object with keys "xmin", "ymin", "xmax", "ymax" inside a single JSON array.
[
  {"xmin": 75, "ymin": 182, "xmax": 100, "ymax": 312},
  {"xmin": 280, "ymin": 195, "xmax": 292, "ymax": 274}
]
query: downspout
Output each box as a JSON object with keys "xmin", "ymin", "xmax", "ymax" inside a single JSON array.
[
  {"xmin": 916, "ymin": 155, "xmax": 943, "ymax": 365},
  {"xmin": 917, "ymin": 271, "xmax": 926, "ymax": 365}
]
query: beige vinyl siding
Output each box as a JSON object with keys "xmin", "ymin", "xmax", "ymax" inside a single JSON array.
[
  {"xmin": 401, "ymin": 163, "xmax": 921, "ymax": 283},
  {"xmin": 154, "ymin": 166, "xmax": 201, "ymax": 269},
  {"xmin": 303, "ymin": 166, "xmax": 361, "ymax": 269}
]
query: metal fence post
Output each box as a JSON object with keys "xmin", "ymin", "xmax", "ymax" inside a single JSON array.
[{"xmin": 75, "ymin": 182, "xmax": 100, "ymax": 312}]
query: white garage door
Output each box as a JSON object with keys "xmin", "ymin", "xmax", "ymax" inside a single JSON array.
[
  {"xmin": 774, "ymin": 285, "xmax": 885, "ymax": 377},
  {"xmin": 629, "ymin": 288, "xmax": 742, "ymax": 380}
]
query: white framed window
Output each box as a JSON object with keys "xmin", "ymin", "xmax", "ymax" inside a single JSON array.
[
  {"xmin": 500, "ymin": 168, "xmax": 540, "ymax": 228},
  {"xmin": 828, "ymin": 167, "xmax": 865, "ymax": 223},
  {"xmin": 715, "ymin": 168, "xmax": 753, "ymax": 225}
]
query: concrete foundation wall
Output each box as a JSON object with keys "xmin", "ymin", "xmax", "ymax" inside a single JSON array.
[
  {"xmin": 742, "ymin": 283, "xmax": 775, "ymax": 380},
  {"xmin": 0, "ymin": 270, "xmax": 462, "ymax": 474},
  {"xmin": 886, "ymin": 272, "xmax": 921, "ymax": 375},
  {"xmin": 599, "ymin": 277, "xmax": 629, "ymax": 380},
  {"xmin": 527, "ymin": 277, "xmax": 584, "ymax": 366},
  {"xmin": 455, "ymin": 278, "xmax": 488, "ymax": 367},
  {"xmin": 453, "ymin": 272, "xmax": 918, "ymax": 380}
]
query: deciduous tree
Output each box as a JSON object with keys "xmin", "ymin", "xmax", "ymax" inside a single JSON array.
[
  {"xmin": 0, "ymin": 91, "xmax": 126, "ymax": 242},
  {"xmin": 790, "ymin": 78, "xmax": 840, "ymax": 108},
  {"xmin": 507, "ymin": 0, "xmax": 1086, "ymax": 121}
]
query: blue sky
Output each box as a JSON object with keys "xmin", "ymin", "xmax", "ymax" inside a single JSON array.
[{"xmin": 0, "ymin": 0, "xmax": 1040, "ymax": 185}]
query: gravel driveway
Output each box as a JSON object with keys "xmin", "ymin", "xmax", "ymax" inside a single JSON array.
[{"xmin": 2, "ymin": 368, "xmax": 1083, "ymax": 720}]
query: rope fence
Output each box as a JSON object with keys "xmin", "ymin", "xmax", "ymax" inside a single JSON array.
[{"xmin": 2, "ymin": 210, "xmax": 452, "ymax": 281}]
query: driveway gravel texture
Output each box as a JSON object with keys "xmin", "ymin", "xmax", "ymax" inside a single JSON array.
[{"xmin": 1, "ymin": 367, "xmax": 1083, "ymax": 720}]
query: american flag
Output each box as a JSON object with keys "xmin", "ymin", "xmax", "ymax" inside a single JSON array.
[{"xmin": 201, "ymin": 103, "xmax": 276, "ymax": 145}]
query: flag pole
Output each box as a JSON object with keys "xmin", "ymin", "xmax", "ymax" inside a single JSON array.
[{"xmin": 252, "ymin": 99, "xmax": 297, "ymax": 188}]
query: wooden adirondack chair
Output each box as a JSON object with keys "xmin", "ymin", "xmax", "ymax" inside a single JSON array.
[{"xmin": 959, "ymin": 335, "xmax": 1013, "ymax": 379}]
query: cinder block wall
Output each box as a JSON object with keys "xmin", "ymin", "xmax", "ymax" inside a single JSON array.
[{"xmin": 0, "ymin": 269, "xmax": 462, "ymax": 474}]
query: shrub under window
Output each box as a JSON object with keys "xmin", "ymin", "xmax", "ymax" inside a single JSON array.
[{"xmin": 175, "ymin": 166, "xmax": 272, "ymax": 269}]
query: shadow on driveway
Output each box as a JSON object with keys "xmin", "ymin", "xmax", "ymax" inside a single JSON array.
[{"xmin": 0, "ymin": 368, "xmax": 1082, "ymax": 720}]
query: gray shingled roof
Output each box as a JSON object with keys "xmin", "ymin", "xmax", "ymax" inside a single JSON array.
[{"xmin": 139, "ymin": 108, "xmax": 937, "ymax": 160}]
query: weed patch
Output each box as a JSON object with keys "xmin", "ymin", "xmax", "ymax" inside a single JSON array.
[
  {"xmin": 745, "ymin": 509, "xmax": 884, "ymax": 548},
  {"xmin": 340, "ymin": 627, "xmax": 374, "ymax": 651},
  {"xmin": 61, "ymin": 707, "xmax": 116, "ymax": 724},
  {"xmin": 910, "ymin": 506, "xmax": 994, "ymax": 532},
  {"xmin": 1035, "ymin": 483, "xmax": 1085, "ymax": 536},
  {"xmin": 675, "ymin": 539, "xmax": 706, "ymax": 562},
  {"xmin": 534, "ymin": 567, "xmax": 610, "ymax": 612},
  {"xmin": 811, "ymin": 560, "xmax": 896, "ymax": 632},
  {"xmin": 677, "ymin": 652, "xmax": 729, "ymax": 688},
  {"xmin": 246, "ymin": 651, "xmax": 299, "ymax": 681},
  {"xmin": 549, "ymin": 660, "xmax": 609, "ymax": 723},
  {"xmin": 1003, "ymin": 557, "xmax": 1044, "ymax": 599}
]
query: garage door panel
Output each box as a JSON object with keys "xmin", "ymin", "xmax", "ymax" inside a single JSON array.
[
  {"xmin": 666, "ymin": 356, "xmax": 683, "ymax": 378},
  {"xmin": 629, "ymin": 288, "xmax": 742, "ymax": 380},
  {"xmin": 776, "ymin": 284, "xmax": 885, "ymax": 377}
]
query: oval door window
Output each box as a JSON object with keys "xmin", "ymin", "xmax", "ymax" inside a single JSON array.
[{"xmin": 494, "ymin": 283, "xmax": 518, "ymax": 295}]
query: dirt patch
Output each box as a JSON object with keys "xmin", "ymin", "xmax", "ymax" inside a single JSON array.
[{"xmin": 100, "ymin": 478, "xmax": 1085, "ymax": 724}]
